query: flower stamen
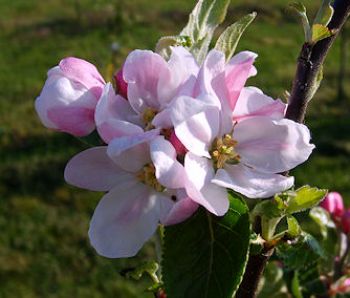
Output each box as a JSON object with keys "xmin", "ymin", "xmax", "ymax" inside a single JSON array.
[
  {"xmin": 137, "ymin": 163, "xmax": 164, "ymax": 192},
  {"xmin": 210, "ymin": 134, "xmax": 240, "ymax": 169},
  {"xmin": 142, "ymin": 107, "xmax": 158, "ymax": 130}
]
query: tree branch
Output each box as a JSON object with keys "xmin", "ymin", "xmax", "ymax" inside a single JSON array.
[{"xmin": 285, "ymin": 0, "xmax": 350, "ymax": 123}]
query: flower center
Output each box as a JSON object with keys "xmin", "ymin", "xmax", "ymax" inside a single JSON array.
[
  {"xmin": 210, "ymin": 134, "xmax": 240, "ymax": 169},
  {"xmin": 142, "ymin": 107, "xmax": 158, "ymax": 130},
  {"xmin": 136, "ymin": 163, "xmax": 164, "ymax": 192}
]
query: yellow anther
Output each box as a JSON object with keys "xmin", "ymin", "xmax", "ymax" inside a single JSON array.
[
  {"xmin": 137, "ymin": 163, "xmax": 164, "ymax": 192},
  {"xmin": 210, "ymin": 134, "xmax": 240, "ymax": 169}
]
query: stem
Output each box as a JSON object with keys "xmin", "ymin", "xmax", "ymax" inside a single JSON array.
[
  {"xmin": 285, "ymin": 0, "xmax": 350, "ymax": 123},
  {"xmin": 334, "ymin": 235, "xmax": 350, "ymax": 281},
  {"xmin": 236, "ymin": 247, "xmax": 274, "ymax": 298}
]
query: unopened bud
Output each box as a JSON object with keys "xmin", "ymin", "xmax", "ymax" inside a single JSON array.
[
  {"xmin": 320, "ymin": 192, "xmax": 344, "ymax": 218},
  {"xmin": 114, "ymin": 66, "xmax": 128, "ymax": 99}
]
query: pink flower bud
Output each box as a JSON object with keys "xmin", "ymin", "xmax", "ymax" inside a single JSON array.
[
  {"xmin": 114, "ymin": 67, "xmax": 128, "ymax": 99},
  {"xmin": 342, "ymin": 209, "xmax": 350, "ymax": 234},
  {"xmin": 169, "ymin": 130, "xmax": 188, "ymax": 156},
  {"xmin": 320, "ymin": 192, "xmax": 344, "ymax": 218},
  {"xmin": 35, "ymin": 57, "xmax": 105, "ymax": 136}
]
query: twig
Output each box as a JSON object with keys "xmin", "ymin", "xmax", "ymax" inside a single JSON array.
[{"xmin": 285, "ymin": 0, "xmax": 350, "ymax": 123}]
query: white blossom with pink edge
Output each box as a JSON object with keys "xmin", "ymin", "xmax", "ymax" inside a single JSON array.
[
  {"xmin": 94, "ymin": 46, "xmax": 199, "ymax": 143},
  {"xmin": 35, "ymin": 57, "xmax": 105, "ymax": 136},
  {"xmin": 64, "ymin": 131, "xmax": 197, "ymax": 258},
  {"xmin": 168, "ymin": 50, "xmax": 315, "ymax": 211}
]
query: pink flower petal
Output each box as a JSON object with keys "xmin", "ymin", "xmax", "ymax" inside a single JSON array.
[
  {"xmin": 150, "ymin": 136, "xmax": 187, "ymax": 189},
  {"xmin": 234, "ymin": 117, "xmax": 315, "ymax": 173},
  {"xmin": 123, "ymin": 50, "xmax": 171, "ymax": 113},
  {"xmin": 213, "ymin": 51, "xmax": 257, "ymax": 111},
  {"xmin": 64, "ymin": 147, "xmax": 135, "ymax": 191},
  {"xmin": 47, "ymin": 106, "xmax": 95, "ymax": 137},
  {"xmin": 162, "ymin": 191, "xmax": 199, "ymax": 226},
  {"xmin": 89, "ymin": 183, "xmax": 165, "ymax": 258},
  {"xmin": 171, "ymin": 95, "xmax": 221, "ymax": 157},
  {"xmin": 233, "ymin": 87, "xmax": 286, "ymax": 121},
  {"xmin": 95, "ymin": 83, "xmax": 143, "ymax": 143},
  {"xmin": 213, "ymin": 164, "xmax": 294, "ymax": 198},
  {"xmin": 59, "ymin": 57, "xmax": 105, "ymax": 98},
  {"xmin": 184, "ymin": 153, "xmax": 229, "ymax": 216},
  {"xmin": 107, "ymin": 129, "xmax": 160, "ymax": 172}
]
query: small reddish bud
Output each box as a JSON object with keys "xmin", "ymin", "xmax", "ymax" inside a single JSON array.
[
  {"xmin": 320, "ymin": 192, "xmax": 344, "ymax": 218},
  {"xmin": 114, "ymin": 67, "xmax": 128, "ymax": 99},
  {"xmin": 170, "ymin": 130, "xmax": 188, "ymax": 156},
  {"xmin": 341, "ymin": 209, "xmax": 350, "ymax": 234}
]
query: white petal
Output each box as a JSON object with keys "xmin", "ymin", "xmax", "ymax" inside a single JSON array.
[
  {"xmin": 89, "ymin": 183, "xmax": 165, "ymax": 258},
  {"xmin": 123, "ymin": 50, "xmax": 171, "ymax": 113},
  {"xmin": 213, "ymin": 164, "xmax": 294, "ymax": 198},
  {"xmin": 107, "ymin": 129, "xmax": 160, "ymax": 172},
  {"xmin": 64, "ymin": 147, "xmax": 135, "ymax": 191},
  {"xmin": 233, "ymin": 87, "xmax": 286, "ymax": 121},
  {"xmin": 234, "ymin": 117, "xmax": 315, "ymax": 173},
  {"xmin": 95, "ymin": 83, "xmax": 143, "ymax": 143},
  {"xmin": 150, "ymin": 137, "xmax": 187, "ymax": 189},
  {"xmin": 184, "ymin": 153, "xmax": 229, "ymax": 216},
  {"xmin": 171, "ymin": 95, "xmax": 221, "ymax": 157}
]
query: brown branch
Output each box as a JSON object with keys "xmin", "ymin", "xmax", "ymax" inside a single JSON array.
[
  {"xmin": 285, "ymin": 0, "xmax": 350, "ymax": 123},
  {"xmin": 236, "ymin": 247, "xmax": 274, "ymax": 298}
]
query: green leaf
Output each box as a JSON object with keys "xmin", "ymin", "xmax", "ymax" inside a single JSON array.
[
  {"xmin": 289, "ymin": 2, "xmax": 311, "ymax": 42},
  {"xmin": 180, "ymin": 0, "xmax": 231, "ymax": 64},
  {"xmin": 214, "ymin": 12, "xmax": 257, "ymax": 61},
  {"xmin": 311, "ymin": 24, "xmax": 332, "ymax": 43},
  {"xmin": 314, "ymin": 0, "xmax": 334, "ymax": 26},
  {"xmin": 252, "ymin": 199, "xmax": 284, "ymax": 219},
  {"xmin": 291, "ymin": 271, "xmax": 303, "ymax": 298},
  {"xmin": 287, "ymin": 215, "xmax": 301, "ymax": 238},
  {"xmin": 124, "ymin": 261, "xmax": 160, "ymax": 283},
  {"xmin": 277, "ymin": 233, "xmax": 324, "ymax": 270},
  {"xmin": 162, "ymin": 193, "xmax": 251, "ymax": 298},
  {"xmin": 258, "ymin": 262, "xmax": 289, "ymax": 298},
  {"xmin": 155, "ymin": 35, "xmax": 192, "ymax": 60},
  {"xmin": 286, "ymin": 186, "xmax": 327, "ymax": 214},
  {"xmin": 309, "ymin": 207, "xmax": 334, "ymax": 238}
]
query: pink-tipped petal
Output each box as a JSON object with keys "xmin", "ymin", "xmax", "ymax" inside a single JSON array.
[
  {"xmin": 235, "ymin": 117, "xmax": 315, "ymax": 173},
  {"xmin": 150, "ymin": 136, "xmax": 187, "ymax": 189},
  {"xmin": 184, "ymin": 153, "xmax": 229, "ymax": 216},
  {"xmin": 162, "ymin": 193, "xmax": 199, "ymax": 226},
  {"xmin": 47, "ymin": 106, "xmax": 95, "ymax": 136},
  {"xmin": 95, "ymin": 83, "xmax": 143, "ymax": 143},
  {"xmin": 213, "ymin": 51, "xmax": 257, "ymax": 111},
  {"xmin": 233, "ymin": 87, "xmax": 286, "ymax": 121},
  {"xmin": 169, "ymin": 130, "xmax": 188, "ymax": 155},
  {"xmin": 123, "ymin": 50, "xmax": 171, "ymax": 113},
  {"xmin": 64, "ymin": 147, "xmax": 135, "ymax": 191},
  {"xmin": 320, "ymin": 192, "xmax": 344, "ymax": 218},
  {"xmin": 171, "ymin": 95, "xmax": 221, "ymax": 157},
  {"xmin": 107, "ymin": 129, "xmax": 160, "ymax": 172},
  {"xmin": 212, "ymin": 164, "xmax": 294, "ymax": 198},
  {"xmin": 59, "ymin": 57, "xmax": 105, "ymax": 98},
  {"xmin": 89, "ymin": 183, "xmax": 164, "ymax": 258}
]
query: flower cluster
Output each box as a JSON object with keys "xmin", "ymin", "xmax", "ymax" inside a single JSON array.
[{"xmin": 35, "ymin": 47, "xmax": 314, "ymax": 258}]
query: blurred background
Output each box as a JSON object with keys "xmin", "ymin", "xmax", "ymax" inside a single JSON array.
[{"xmin": 0, "ymin": 0, "xmax": 349, "ymax": 297}]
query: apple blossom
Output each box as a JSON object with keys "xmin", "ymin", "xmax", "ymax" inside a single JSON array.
[
  {"xmin": 64, "ymin": 130, "xmax": 197, "ymax": 258},
  {"xmin": 35, "ymin": 57, "xmax": 105, "ymax": 136},
  {"xmin": 95, "ymin": 46, "xmax": 199, "ymax": 143},
  {"xmin": 169, "ymin": 49, "xmax": 315, "ymax": 214},
  {"xmin": 114, "ymin": 66, "xmax": 128, "ymax": 99}
]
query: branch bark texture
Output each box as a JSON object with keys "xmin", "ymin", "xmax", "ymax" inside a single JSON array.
[{"xmin": 285, "ymin": 0, "xmax": 350, "ymax": 123}]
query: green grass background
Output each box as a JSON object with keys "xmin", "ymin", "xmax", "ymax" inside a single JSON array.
[{"xmin": 0, "ymin": 0, "xmax": 349, "ymax": 297}]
